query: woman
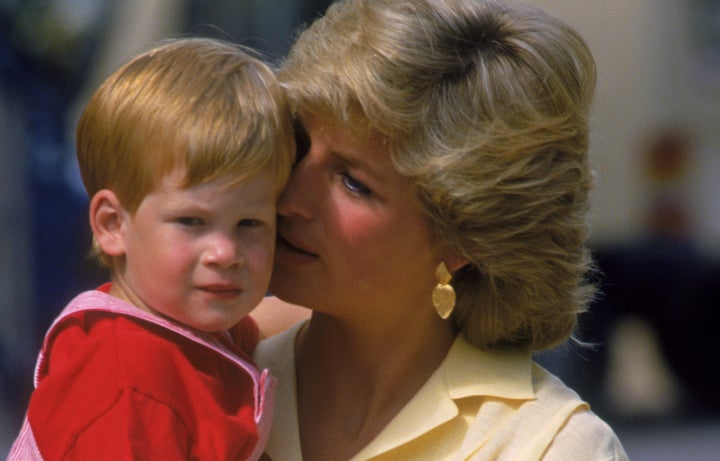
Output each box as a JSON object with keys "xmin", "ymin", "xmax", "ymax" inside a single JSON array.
[{"xmin": 252, "ymin": 0, "xmax": 628, "ymax": 459}]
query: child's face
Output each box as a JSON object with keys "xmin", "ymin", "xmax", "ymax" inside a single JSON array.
[{"xmin": 112, "ymin": 168, "xmax": 277, "ymax": 332}]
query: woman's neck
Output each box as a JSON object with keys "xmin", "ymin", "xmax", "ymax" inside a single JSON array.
[{"xmin": 294, "ymin": 310, "xmax": 455, "ymax": 461}]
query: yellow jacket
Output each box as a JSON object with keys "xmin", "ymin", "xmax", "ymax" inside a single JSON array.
[{"xmin": 254, "ymin": 322, "xmax": 627, "ymax": 461}]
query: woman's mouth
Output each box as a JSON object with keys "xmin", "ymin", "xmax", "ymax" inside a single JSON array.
[{"xmin": 278, "ymin": 235, "xmax": 318, "ymax": 257}]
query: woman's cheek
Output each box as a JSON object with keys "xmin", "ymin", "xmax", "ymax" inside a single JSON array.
[
  {"xmin": 337, "ymin": 208, "xmax": 389, "ymax": 248},
  {"xmin": 247, "ymin": 232, "xmax": 277, "ymax": 273}
]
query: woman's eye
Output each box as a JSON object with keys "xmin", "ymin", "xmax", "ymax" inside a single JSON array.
[{"xmin": 341, "ymin": 172, "xmax": 371, "ymax": 195}]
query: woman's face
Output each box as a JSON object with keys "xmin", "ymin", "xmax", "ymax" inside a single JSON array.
[{"xmin": 270, "ymin": 114, "xmax": 441, "ymax": 321}]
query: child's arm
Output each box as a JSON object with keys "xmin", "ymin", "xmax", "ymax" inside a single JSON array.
[
  {"xmin": 66, "ymin": 393, "xmax": 195, "ymax": 459},
  {"xmin": 250, "ymin": 295, "xmax": 311, "ymax": 339}
]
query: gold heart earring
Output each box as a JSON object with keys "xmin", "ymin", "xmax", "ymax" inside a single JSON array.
[{"xmin": 432, "ymin": 262, "xmax": 456, "ymax": 319}]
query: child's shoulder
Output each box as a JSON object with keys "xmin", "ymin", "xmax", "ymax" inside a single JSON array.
[
  {"xmin": 45, "ymin": 308, "xmax": 257, "ymax": 404},
  {"xmin": 26, "ymin": 311, "xmax": 260, "ymax": 458},
  {"xmin": 44, "ymin": 309, "xmax": 185, "ymax": 381}
]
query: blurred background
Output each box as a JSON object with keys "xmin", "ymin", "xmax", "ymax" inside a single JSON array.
[{"xmin": 1, "ymin": 0, "xmax": 718, "ymax": 459}]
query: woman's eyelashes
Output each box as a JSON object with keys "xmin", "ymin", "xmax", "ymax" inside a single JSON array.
[{"xmin": 341, "ymin": 172, "xmax": 371, "ymax": 195}]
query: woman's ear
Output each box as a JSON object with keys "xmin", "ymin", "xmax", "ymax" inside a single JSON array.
[
  {"xmin": 89, "ymin": 189, "xmax": 127, "ymax": 257},
  {"xmin": 444, "ymin": 253, "xmax": 469, "ymax": 274}
]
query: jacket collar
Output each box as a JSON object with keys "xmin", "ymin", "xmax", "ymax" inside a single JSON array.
[{"xmin": 353, "ymin": 334, "xmax": 534, "ymax": 459}]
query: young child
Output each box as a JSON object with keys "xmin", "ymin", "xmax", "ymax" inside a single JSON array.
[{"xmin": 9, "ymin": 38, "xmax": 295, "ymax": 460}]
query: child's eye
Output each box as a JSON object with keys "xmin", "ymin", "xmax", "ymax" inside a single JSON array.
[
  {"xmin": 237, "ymin": 219, "xmax": 261, "ymax": 228},
  {"xmin": 341, "ymin": 172, "xmax": 371, "ymax": 195},
  {"xmin": 176, "ymin": 217, "xmax": 204, "ymax": 226}
]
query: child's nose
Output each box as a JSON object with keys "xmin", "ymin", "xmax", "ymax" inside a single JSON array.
[{"xmin": 203, "ymin": 234, "xmax": 241, "ymax": 268}]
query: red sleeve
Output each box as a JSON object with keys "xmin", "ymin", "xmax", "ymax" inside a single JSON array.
[
  {"xmin": 66, "ymin": 389, "xmax": 192, "ymax": 460},
  {"xmin": 229, "ymin": 315, "xmax": 260, "ymax": 355},
  {"xmin": 28, "ymin": 313, "xmax": 259, "ymax": 460}
]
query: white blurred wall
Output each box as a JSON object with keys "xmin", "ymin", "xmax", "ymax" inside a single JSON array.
[{"xmin": 512, "ymin": 0, "xmax": 720, "ymax": 254}]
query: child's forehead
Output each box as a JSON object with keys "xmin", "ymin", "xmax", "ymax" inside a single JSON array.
[
  {"xmin": 146, "ymin": 168, "xmax": 277, "ymax": 209},
  {"xmin": 155, "ymin": 164, "xmax": 261, "ymax": 191}
]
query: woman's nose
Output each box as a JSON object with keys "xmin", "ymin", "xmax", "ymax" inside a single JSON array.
[{"xmin": 277, "ymin": 155, "xmax": 317, "ymax": 220}]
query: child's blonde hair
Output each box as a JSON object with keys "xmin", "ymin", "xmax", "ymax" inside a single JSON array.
[{"xmin": 77, "ymin": 37, "xmax": 295, "ymax": 268}]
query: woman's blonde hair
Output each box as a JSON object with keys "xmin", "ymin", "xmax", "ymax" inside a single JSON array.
[
  {"xmin": 280, "ymin": 0, "xmax": 598, "ymax": 351},
  {"xmin": 77, "ymin": 37, "xmax": 295, "ymax": 268}
]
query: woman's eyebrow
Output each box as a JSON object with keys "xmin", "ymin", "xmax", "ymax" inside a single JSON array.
[{"xmin": 330, "ymin": 149, "xmax": 384, "ymax": 181}]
